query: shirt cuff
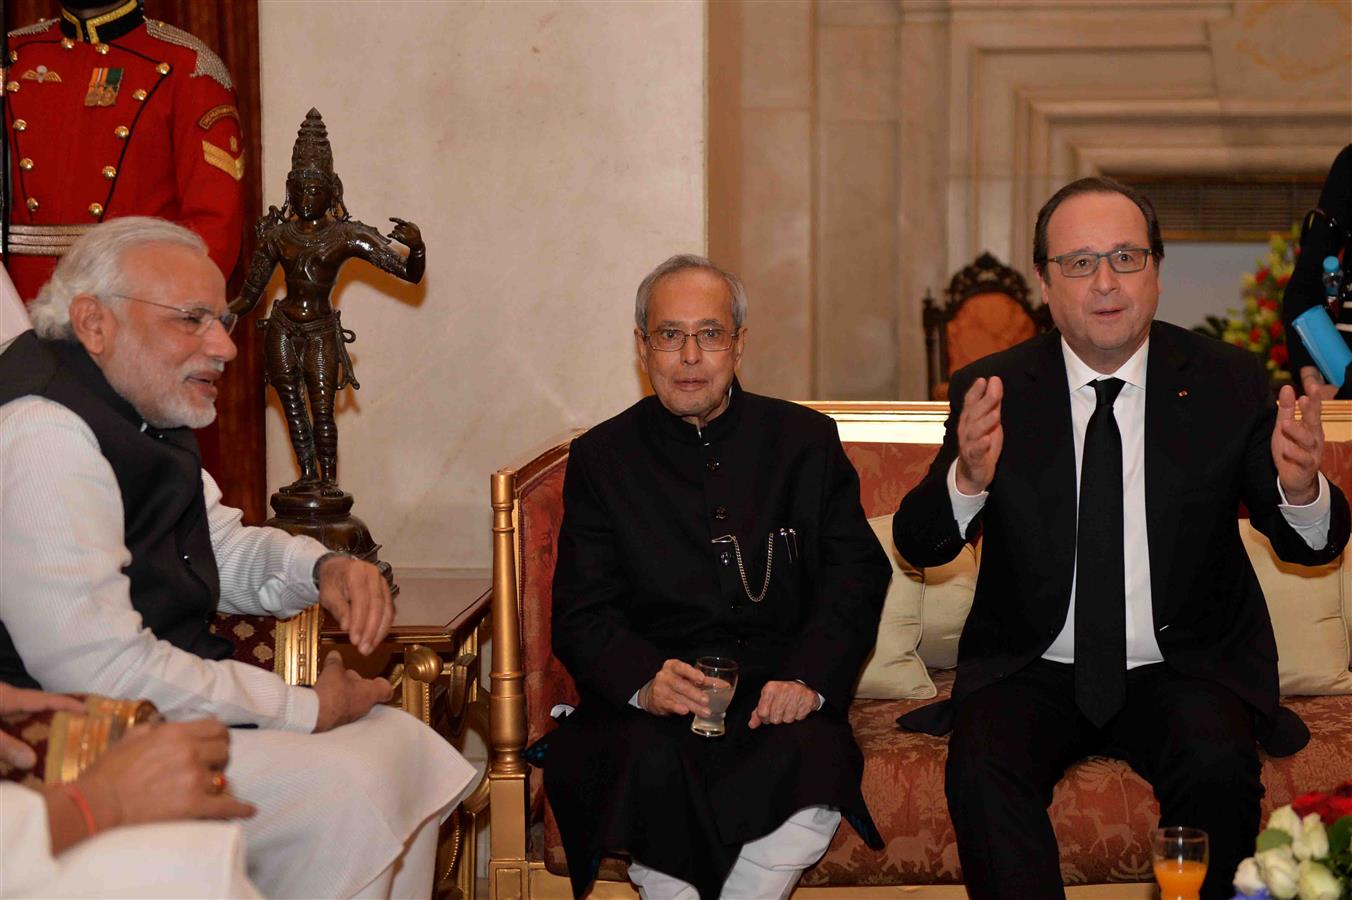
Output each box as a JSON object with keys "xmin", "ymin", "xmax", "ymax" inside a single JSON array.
[
  {"xmin": 289, "ymin": 537, "xmax": 328, "ymax": 595},
  {"xmin": 1277, "ymin": 472, "xmax": 1332, "ymax": 549},
  {"xmin": 257, "ymin": 536, "xmax": 327, "ymax": 616},
  {"xmin": 288, "ymin": 683, "xmax": 321, "ymax": 733},
  {"xmin": 947, "ymin": 459, "xmax": 989, "ymax": 537}
]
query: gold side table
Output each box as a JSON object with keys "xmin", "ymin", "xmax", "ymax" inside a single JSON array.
[{"xmin": 322, "ymin": 570, "xmax": 491, "ymax": 900}]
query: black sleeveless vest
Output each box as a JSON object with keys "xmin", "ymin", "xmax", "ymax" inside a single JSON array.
[{"xmin": 0, "ymin": 332, "xmax": 233, "ymax": 689}]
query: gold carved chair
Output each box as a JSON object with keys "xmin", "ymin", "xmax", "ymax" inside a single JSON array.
[{"xmin": 923, "ymin": 252, "xmax": 1052, "ymax": 400}]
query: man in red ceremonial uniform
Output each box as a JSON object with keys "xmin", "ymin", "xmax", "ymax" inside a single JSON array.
[{"xmin": 3, "ymin": 0, "xmax": 244, "ymax": 300}]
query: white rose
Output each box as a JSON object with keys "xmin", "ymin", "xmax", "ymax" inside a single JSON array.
[
  {"xmin": 1233, "ymin": 857, "xmax": 1266, "ymax": 895},
  {"xmin": 1257, "ymin": 846, "xmax": 1301, "ymax": 900},
  {"xmin": 1295, "ymin": 860, "xmax": 1340, "ymax": 900},
  {"xmin": 1268, "ymin": 805, "xmax": 1304, "ymax": 839},
  {"xmin": 1292, "ymin": 813, "xmax": 1330, "ymax": 862}
]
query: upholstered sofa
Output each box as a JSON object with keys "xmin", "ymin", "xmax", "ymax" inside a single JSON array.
[{"xmin": 486, "ymin": 401, "xmax": 1352, "ymax": 899}]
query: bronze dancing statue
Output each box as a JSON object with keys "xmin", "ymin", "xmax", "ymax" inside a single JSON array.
[{"xmin": 232, "ymin": 108, "xmax": 425, "ymax": 496}]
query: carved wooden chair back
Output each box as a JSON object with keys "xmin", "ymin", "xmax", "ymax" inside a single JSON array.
[{"xmin": 923, "ymin": 252, "xmax": 1052, "ymax": 400}]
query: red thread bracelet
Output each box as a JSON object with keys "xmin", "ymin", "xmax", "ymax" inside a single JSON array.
[{"xmin": 59, "ymin": 784, "xmax": 98, "ymax": 837}]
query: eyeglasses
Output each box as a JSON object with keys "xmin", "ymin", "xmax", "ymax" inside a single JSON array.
[
  {"xmin": 106, "ymin": 294, "xmax": 238, "ymax": 336},
  {"xmin": 1047, "ymin": 247, "xmax": 1153, "ymax": 278},
  {"xmin": 644, "ymin": 327, "xmax": 738, "ymax": 352}
]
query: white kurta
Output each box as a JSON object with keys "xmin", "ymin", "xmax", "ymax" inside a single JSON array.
[
  {"xmin": 0, "ymin": 266, "xmax": 28, "ymax": 346},
  {"xmin": 0, "ymin": 396, "xmax": 479, "ymax": 898},
  {"xmin": 0, "ymin": 783, "xmax": 261, "ymax": 899}
]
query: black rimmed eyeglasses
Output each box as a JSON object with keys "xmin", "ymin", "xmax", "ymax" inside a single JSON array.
[
  {"xmin": 1047, "ymin": 248, "xmax": 1153, "ymax": 278},
  {"xmin": 644, "ymin": 327, "xmax": 739, "ymax": 352},
  {"xmin": 105, "ymin": 293, "xmax": 239, "ymax": 336}
]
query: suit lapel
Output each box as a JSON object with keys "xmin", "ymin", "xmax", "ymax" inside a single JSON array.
[
  {"xmin": 1019, "ymin": 333, "xmax": 1078, "ymax": 599},
  {"xmin": 1144, "ymin": 322, "xmax": 1191, "ymax": 619}
]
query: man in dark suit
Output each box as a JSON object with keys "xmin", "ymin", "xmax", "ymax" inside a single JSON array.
[
  {"xmin": 893, "ymin": 177, "xmax": 1350, "ymax": 900},
  {"xmin": 544, "ymin": 254, "xmax": 887, "ymax": 900}
]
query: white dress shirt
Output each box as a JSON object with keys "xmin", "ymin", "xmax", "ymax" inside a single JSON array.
[{"xmin": 947, "ymin": 337, "xmax": 1332, "ymax": 668}]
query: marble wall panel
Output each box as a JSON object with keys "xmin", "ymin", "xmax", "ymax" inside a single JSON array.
[
  {"xmin": 817, "ymin": 122, "xmax": 899, "ymax": 399},
  {"xmin": 818, "ymin": 26, "xmax": 898, "ymax": 123},
  {"xmin": 741, "ymin": 0, "xmax": 814, "ymax": 109},
  {"xmin": 737, "ymin": 110, "xmax": 814, "ymax": 399},
  {"xmin": 817, "ymin": 0, "xmax": 901, "ymax": 27},
  {"xmin": 258, "ymin": 0, "xmax": 706, "ymax": 569},
  {"xmin": 898, "ymin": 10, "xmax": 950, "ymax": 400},
  {"xmin": 1208, "ymin": 0, "xmax": 1352, "ymax": 101}
]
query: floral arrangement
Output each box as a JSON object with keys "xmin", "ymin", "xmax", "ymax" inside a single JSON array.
[
  {"xmin": 1231, "ymin": 782, "xmax": 1352, "ymax": 900},
  {"xmin": 1194, "ymin": 223, "xmax": 1300, "ymax": 389}
]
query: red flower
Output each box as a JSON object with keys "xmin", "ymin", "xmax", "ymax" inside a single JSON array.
[
  {"xmin": 1251, "ymin": 327, "xmax": 1263, "ymax": 342},
  {"xmin": 1270, "ymin": 344, "xmax": 1288, "ymax": 366},
  {"xmin": 1232, "ymin": 338, "xmax": 1246, "ymax": 348},
  {"xmin": 1276, "ymin": 273, "xmax": 1290, "ymax": 288},
  {"xmin": 1259, "ymin": 299, "xmax": 1278, "ymax": 311},
  {"xmin": 1256, "ymin": 267, "xmax": 1271, "ymax": 283},
  {"xmin": 1269, "ymin": 321, "xmax": 1283, "ymax": 339},
  {"xmin": 1292, "ymin": 781, "xmax": 1352, "ymax": 825}
]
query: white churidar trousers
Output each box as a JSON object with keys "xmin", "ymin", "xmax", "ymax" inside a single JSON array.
[{"xmin": 627, "ymin": 804, "xmax": 840, "ymax": 900}]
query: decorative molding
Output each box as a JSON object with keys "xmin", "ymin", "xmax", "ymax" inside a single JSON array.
[{"xmin": 932, "ymin": 4, "xmax": 1352, "ymax": 282}]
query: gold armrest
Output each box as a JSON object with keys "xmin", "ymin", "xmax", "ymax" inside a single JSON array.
[{"xmin": 273, "ymin": 604, "xmax": 323, "ymax": 686}]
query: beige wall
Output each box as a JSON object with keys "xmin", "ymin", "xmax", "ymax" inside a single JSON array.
[
  {"xmin": 712, "ymin": 0, "xmax": 1352, "ymax": 401},
  {"xmin": 257, "ymin": 1, "xmax": 707, "ymax": 569}
]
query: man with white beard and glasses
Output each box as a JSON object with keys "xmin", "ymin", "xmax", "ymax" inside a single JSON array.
[{"xmin": 0, "ymin": 217, "xmax": 477, "ymax": 898}]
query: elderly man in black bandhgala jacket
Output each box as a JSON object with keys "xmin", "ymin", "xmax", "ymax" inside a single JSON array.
[{"xmin": 541, "ymin": 255, "xmax": 888, "ymax": 900}]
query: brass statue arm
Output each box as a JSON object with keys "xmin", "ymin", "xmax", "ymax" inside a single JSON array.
[
  {"xmin": 351, "ymin": 218, "xmax": 425, "ymax": 285},
  {"xmin": 230, "ymin": 221, "xmax": 282, "ymax": 316}
]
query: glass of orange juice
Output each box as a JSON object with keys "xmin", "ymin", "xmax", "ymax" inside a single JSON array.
[{"xmin": 1151, "ymin": 826, "xmax": 1208, "ymax": 900}]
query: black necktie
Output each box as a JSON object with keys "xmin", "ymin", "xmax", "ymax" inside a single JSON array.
[{"xmin": 1075, "ymin": 377, "xmax": 1126, "ymax": 727}]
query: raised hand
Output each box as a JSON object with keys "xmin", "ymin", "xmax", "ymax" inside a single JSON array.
[
  {"xmin": 387, "ymin": 218, "xmax": 423, "ymax": 252},
  {"xmin": 1272, "ymin": 384, "xmax": 1324, "ymax": 506},
  {"xmin": 748, "ymin": 680, "xmax": 819, "ymax": 729},
  {"xmin": 638, "ymin": 659, "xmax": 711, "ymax": 718},
  {"xmin": 1300, "ymin": 366, "xmax": 1338, "ymax": 401},
  {"xmin": 312, "ymin": 651, "xmax": 393, "ymax": 733},
  {"xmin": 955, "ymin": 376, "xmax": 1004, "ymax": 495}
]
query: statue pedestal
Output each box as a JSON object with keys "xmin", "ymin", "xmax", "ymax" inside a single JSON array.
[{"xmin": 266, "ymin": 490, "xmax": 398, "ymax": 596}]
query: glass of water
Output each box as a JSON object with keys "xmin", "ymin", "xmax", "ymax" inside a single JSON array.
[{"xmin": 691, "ymin": 656, "xmax": 739, "ymax": 737}]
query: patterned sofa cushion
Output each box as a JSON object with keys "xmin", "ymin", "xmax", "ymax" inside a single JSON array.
[
  {"xmin": 1241, "ymin": 520, "xmax": 1352, "ymax": 695},
  {"xmin": 798, "ymin": 671, "xmax": 1352, "ymax": 888},
  {"xmin": 855, "ymin": 514, "xmax": 936, "ymax": 700},
  {"xmin": 211, "ymin": 614, "xmax": 279, "ymax": 670}
]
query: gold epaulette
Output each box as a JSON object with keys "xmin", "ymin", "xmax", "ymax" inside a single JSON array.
[
  {"xmin": 8, "ymin": 18, "xmax": 57, "ymax": 38},
  {"xmin": 144, "ymin": 18, "xmax": 234, "ymax": 91}
]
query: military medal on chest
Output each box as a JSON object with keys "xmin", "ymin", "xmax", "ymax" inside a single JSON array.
[{"xmin": 84, "ymin": 66, "xmax": 123, "ymax": 106}]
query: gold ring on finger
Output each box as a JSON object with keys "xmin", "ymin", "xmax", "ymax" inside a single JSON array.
[{"xmin": 209, "ymin": 771, "xmax": 228, "ymax": 794}]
